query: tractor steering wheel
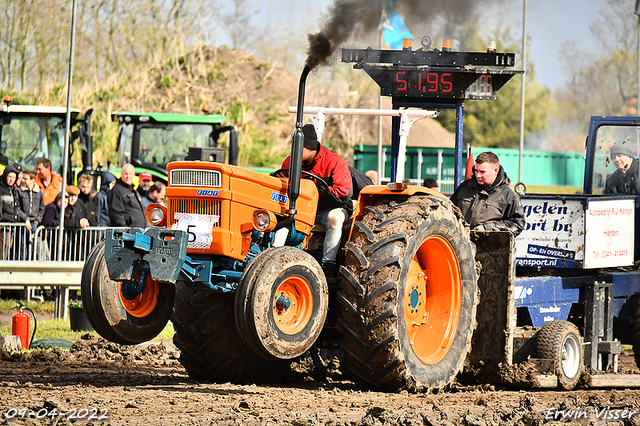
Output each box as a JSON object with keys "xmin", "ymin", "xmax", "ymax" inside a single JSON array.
[{"xmin": 271, "ymin": 168, "xmax": 331, "ymax": 196}]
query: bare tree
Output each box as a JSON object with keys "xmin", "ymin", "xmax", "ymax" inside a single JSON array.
[
  {"xmin": 222, "ymin": 0, "xmax": 257, "ymax": 51},
  {"xmin": 555, "ymin": 0, "xmax": 637, "ymax": 128},
  {"xmin": 547, "ymin": 0, "xmax": 640, "ymax": 151},
  {"xmin": 0, "ymin": 0, "xmax": 220, "ymax": 95}
]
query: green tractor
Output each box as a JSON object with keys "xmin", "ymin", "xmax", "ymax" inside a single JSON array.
[
  {"xmin": 0, "ymin": 97, "xmax": 93, "ymax": 183},
  {"xmin": 111, "ymin": 111, "xmax": 239, "ymax": 183}
]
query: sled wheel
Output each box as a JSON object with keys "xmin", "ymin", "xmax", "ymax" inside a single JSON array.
[
  {"xmin": 172, "ymin": 280, "xmax": 292, "ymax": 383},
  {"xmin": 337, "ymin": 195, "xmax": 478, "ymax": 392},
  {"xmin": 535, "ymin": 320, "xmax": 583, "ymax": 390},
  {"xmin": 80, "ymin": 240, "xmax": 174, "ymax": 345},
  {"xmin": 235, "ymin": 246, "xmax": 328, "ymax": 360}
]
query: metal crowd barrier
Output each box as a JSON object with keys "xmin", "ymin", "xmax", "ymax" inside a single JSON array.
[
  {"xmin": 0, "ymin": 223, "xmax": 32, "ymax": 261},
  {"xmin": 0, "ymin": 223, "xmax": 108, "ymax": 262},
  {"xmin": 32, "ymin": 226, "xmax": 107, "ymax": 261},
  {"xmin": 0, "ymin": 223, "xmax": 110, "ymax": 318}
]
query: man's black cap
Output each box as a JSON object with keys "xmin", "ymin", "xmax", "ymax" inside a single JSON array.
[{"xmin": 302, "ymin": 124, "xmax": 319, "ymax": 151}]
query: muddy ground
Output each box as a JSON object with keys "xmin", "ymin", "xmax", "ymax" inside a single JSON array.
[{"xmin": 1, "ymin": 335, "xmax": 640, "ymax": 425}]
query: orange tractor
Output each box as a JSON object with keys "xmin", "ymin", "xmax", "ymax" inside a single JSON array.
[{"xmin": 82, "ymin": 43, "xmax": 519, "ymax": 391}]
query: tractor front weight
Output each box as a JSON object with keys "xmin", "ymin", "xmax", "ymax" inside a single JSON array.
[{"xmin": 104, "ymin": 227, "xmax": 188, "ymax": 285}]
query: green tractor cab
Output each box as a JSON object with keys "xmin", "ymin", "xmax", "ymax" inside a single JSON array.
[
  {"xmin": 0, "ymin": 102, "xmax": 92, "ymax": 182},
  {"xmin": 112, "ymin": 111, "xmax": 239, "ymax": 184}
]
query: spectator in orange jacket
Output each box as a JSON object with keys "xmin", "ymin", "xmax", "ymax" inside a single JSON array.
[{"xmin": 35, "ymin": 157, "xmax": 63, "ymax": 206}]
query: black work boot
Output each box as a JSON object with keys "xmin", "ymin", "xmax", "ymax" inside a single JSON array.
[{"xmin": 322, "ymin": 262, "xmax": 338, "ymax": 286}]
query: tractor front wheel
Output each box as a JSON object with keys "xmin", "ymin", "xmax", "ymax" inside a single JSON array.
[
  {"xmin": 171, "ymin": 280, "xmax": 291, "ymax": 383},
  {"xmin": 81, "ymin": 241, "xmax": 175, "ymax": 345},
  {"xmin": 235, "ymin": 246, "xmax": 328, "ymax": 360}
]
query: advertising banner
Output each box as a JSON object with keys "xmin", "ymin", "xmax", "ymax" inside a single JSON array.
[
  {"xmin": 515, "ymin": 198, "xmax": 585, "ymax": 268},
  {"xmin": 583, "ymin": 198, "xmax": 635, "ymax": 268},
  {"xmin": 516, "ymin": 197, "xmax": 635, "ymax": 269}
]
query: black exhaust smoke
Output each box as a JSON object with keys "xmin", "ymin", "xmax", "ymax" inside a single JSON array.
[
  {"xmin": 305, "ymin": 0, "xmax": 382, "ymax": 71},
  {"xmin": 288, "ymin": 0, "xmax": 499, "ymax": 222},
  {"xmin": 305, "ymin": 0, "xmax": 499, "ymax": 71}
]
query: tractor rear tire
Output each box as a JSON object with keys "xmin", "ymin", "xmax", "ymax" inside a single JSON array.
[
  {"xmin": 81, "ymin": 240, "xmax": 175, "ymax": 345},
  {"xmin": 172, "ymin": 280, "xmax": 291, "ymax": 383},
  {"xmin": 534, "ymin": 320, "xmax": 583, "ymax": 390},
  {"xmin": 337, "ymin": 195, "xmax": 478, "ymax": 392},
  {"xmin": 235, "ymin": 246, "xmax": 328, "ymax": 360}
]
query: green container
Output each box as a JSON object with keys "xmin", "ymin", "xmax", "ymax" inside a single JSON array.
[{"xmin": 353, "ymin": 145, "xmax": 585, "ymax": 189}]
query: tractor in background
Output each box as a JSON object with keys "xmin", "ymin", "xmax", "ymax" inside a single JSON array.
[
  {"xmin": 110, "ymin": 111, "xmax": 240, "ymax": 183},
  {"xmin": 0, "ymin": 97, "xmax": 93, "ymax": 183}
]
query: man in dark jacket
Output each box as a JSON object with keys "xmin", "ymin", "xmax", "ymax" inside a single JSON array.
[
  {"xmin": 15, "ymin": 170, "xmax": 45, "ymax": 260},
  {"xmin": 0, "ymin": 166, "xmax": 19, "ymax": 259},
  {"xmin": 604, "ymin": 143, "xmax": 640, "ymax": 194},
  {"xmin": 41, "ymin": 190, "xmax": 82, "ymax": 260},
  {"xmin": 65, "ymin": 185, "xmax": 89, "ymax": 229},
  {"xmin": 42, "ymin": 192, "xmax": 67, "ymax": 227},
  {"xmin": 107, "ymin": 164, "xmax": 147, "ymax": 227},
  {"xmin": 16, "ymin": 170, "xmax": 45, "ymax": 231},
  {"xmin": 95, "ymin": 172, "xmax": 116, "ymax": 226},
  {"xmin": 281, "ymin": 124, "xmax": 352, "ymax": 278},
  {"xmin": 136, "ymin": 171, "xmax": 153, "ymax": 200},
  {"xmin": 76, "ymin": 174, "xmax": 98, "ymax": 226},
  {"xmin": 450, "ymin": 151, "xmax": 525, "ymax": 237},
  {"xmin": 0, "ymin": 166, "xmax": 19, "ymax": 223}
]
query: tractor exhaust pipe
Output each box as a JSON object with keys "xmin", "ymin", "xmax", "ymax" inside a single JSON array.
[
  {"xmin": 287, "ymin": 66, "xmax": 310, "ymax": 216},
  {"xmin": 274, "ymin": 66, "xmax": 309, "ymax": 234}
]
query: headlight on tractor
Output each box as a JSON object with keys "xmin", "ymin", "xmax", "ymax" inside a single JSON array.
[
  {"xmin": 253, "ymin": 209, "xmax": 277, "ymax": 232},
  {"xmin": 146, "ymin": 204, "xmax": 167, "ymax": 226},
  {"xmin": 149, "ymin": 207, "xmax": 164, "ymax": 224}
]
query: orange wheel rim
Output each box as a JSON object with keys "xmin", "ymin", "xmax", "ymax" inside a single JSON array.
[
  {"xmin": 272, "ymin": 276, "xmax": 314, "ymax": 335},
  {"xmin": 404, "ymin": 235, "xmax": 462, "ymax": 364},
  {"xmin": 119, "ymin": 274, "xmax": 159, "ymax": 318}
]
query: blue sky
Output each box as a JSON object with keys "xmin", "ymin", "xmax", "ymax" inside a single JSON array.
[
  {"xmin": 513, "ymin": 0, "xmax": 610, "ymax": 88},
  {"xmin": 223, "ymin": 0, "xmax": 612, "ymax": 89}
]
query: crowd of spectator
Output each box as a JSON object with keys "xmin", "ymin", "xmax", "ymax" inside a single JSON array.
[{"xmin": 0, "ymin": 158, "xmax": 166, "ymax": 260}]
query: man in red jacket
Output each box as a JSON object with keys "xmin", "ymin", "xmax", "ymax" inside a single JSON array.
[{"xmin": 281, "ymin": 124, "xmax": 352, "ymax": 280}]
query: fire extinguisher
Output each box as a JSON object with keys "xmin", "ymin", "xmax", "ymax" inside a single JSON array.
[{"xmin": 12, "ymin": 300, "xmax": 37, "ymax": 350}]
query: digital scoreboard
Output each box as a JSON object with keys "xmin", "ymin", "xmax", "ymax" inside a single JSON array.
[
  {"xmin": 393, "ymin": 70, "xmax": 457, "ymax": 97},
  {"xmin": 342, "ymin": 48, "xmax": 522, "ymax": 101}
]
